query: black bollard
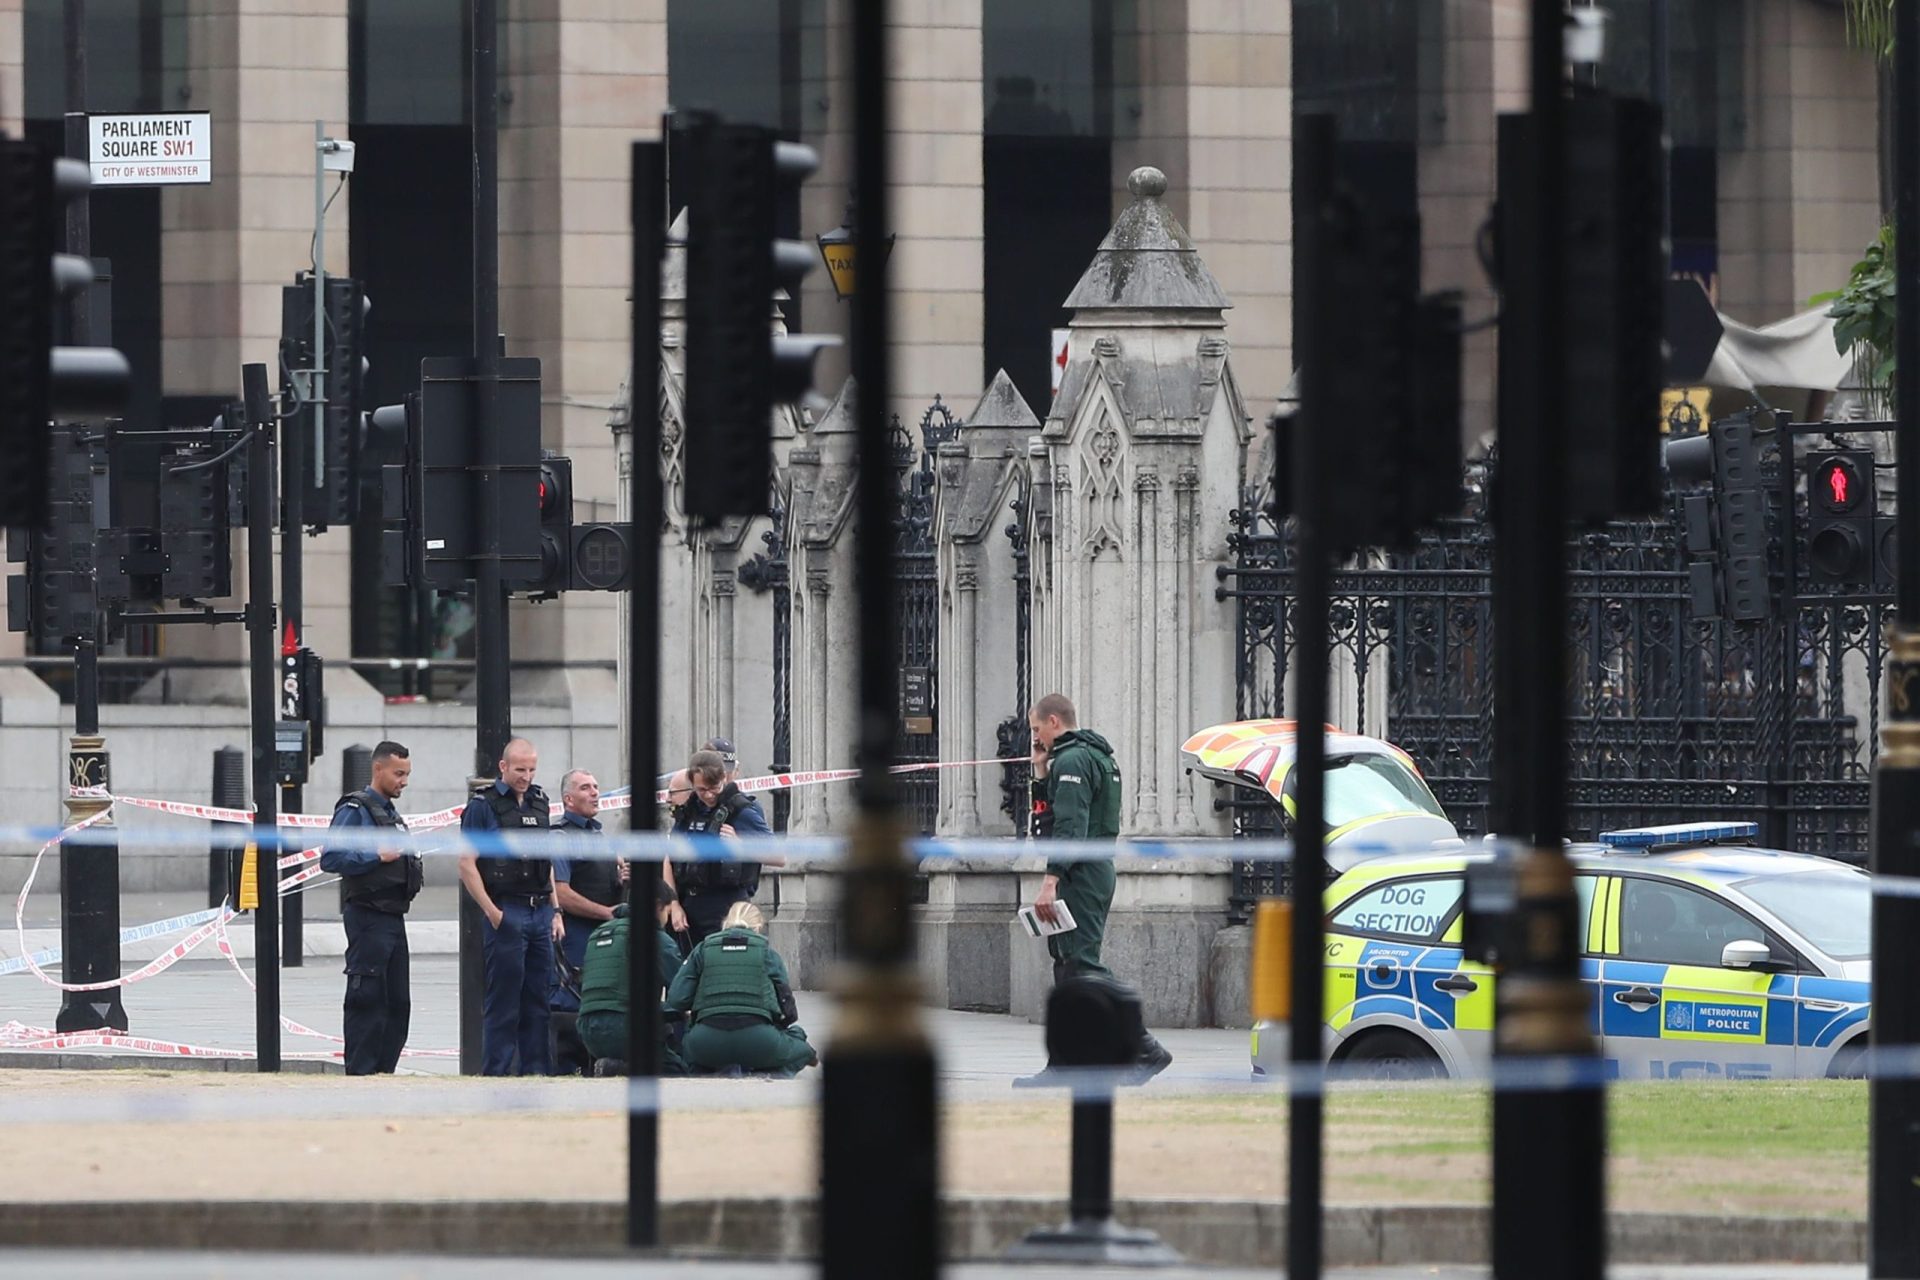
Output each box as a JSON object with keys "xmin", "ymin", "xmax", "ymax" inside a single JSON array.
[
  {"xmin": 1005, "ymin": 976, "xmax": 1182, "ymax": 1265},
  {"xmin": 209, "ymin": 746, "xmax": 247, "ymax": 908}
]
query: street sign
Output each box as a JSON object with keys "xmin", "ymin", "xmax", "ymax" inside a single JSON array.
[{"xmin": 87, "ymin": 113, "xmax": 212, "ymax": 186}]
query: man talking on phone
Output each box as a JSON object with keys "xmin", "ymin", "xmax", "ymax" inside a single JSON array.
[{"xmin": 1022, "ymin": 693, "xmax": 1172, "ymax": 1083}]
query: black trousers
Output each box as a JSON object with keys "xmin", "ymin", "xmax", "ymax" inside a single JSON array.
[
  {"xmin": 342, "ymin": 902, "xmax": 411, "ymax": 1075},
  {"xmin": 683, "ymin": 887, "xmax": 753, "ymax": 948}
]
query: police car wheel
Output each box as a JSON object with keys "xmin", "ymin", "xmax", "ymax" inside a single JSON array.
[
  {"xmin": 1826, "ymin": 1043, "xmax": 1867, "ymax": 1081},
  {"xmin": 1339, "ymin": 1030, "xmax": 1444, "ymax": 1081}
]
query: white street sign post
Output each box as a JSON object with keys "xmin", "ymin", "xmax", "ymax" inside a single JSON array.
[{"xmin": 87, "ymin": 113, "xmax": 213, "ymax": 186}]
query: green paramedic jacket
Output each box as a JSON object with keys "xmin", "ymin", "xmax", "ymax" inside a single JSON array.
[
  {"xmin": 1039, "ymin": 728, "xmax": 1121, "ymax": 878},
  {"xmin": 577, "ymin": 915, "xmax": 684, "ymax": 1018},
  {"xmin": 665, "ymin": 927, "xmax": 800, "ymax": 1025}
]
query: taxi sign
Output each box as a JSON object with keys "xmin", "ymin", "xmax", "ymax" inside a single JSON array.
[{"xmin": 1599, "ymin": 820, "xmax": 1758, "ymax": 852}]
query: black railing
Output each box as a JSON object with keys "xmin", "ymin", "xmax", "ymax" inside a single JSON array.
[{"xmin": 1220, "ymin": 455, "xmax": 1891, "ymax": 920}]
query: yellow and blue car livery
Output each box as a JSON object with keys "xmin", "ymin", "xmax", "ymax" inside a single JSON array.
[
  {"xmin": 1250, "ymin": 821, "xmax": 1871, "ymax": 1081},
  {"xmin": 1181, "ymin": 718, "xmax": 1460, "ymax": 868}
]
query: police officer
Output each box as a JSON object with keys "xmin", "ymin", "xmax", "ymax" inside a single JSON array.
[
  {"xmin": 458, "ymin": 737, "xmax": 565, "ymax": 1076},
  {"xmin": 550, "ymin": 768, "xmax": 622, "ymax": 1074},
  {"xmin": 1024, "ymin": 693, "xmax": 1172, "ymax": 1082},
  {"xmin": 670, "ymin": 748, "xmax": 776, "ymax": 946},
  {"xmin": 664, "ymin": 901, "xmax": 816, "ymax": 1077},
  {"xmin": 320, "ymin": 740, "xmax": 421, "ymax": 1075}
]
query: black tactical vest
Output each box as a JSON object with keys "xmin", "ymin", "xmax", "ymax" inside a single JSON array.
[
  {"xmin": 334, "ymin": 789, "xmax": 421, "ymax": 913},
  {"xmin": 476, "ymin": 783, "xmax": 552, "ymax": 899},
  {"xmin": 558, "ymin": 819, "xmax": 621, "ymax": 913},
  {"xmin": 673, "ymin": 786, "xmax": 761, "ymax": 895}
]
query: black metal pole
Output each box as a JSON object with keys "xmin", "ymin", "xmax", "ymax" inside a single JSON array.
[
  {"xmin": 1869, "ymin": 0, "xmax": 1920, "ymax": 1272},
  {"xmin": 280, "ymin": 332, "xmax": 306, "ymax": 969},
  {"xmin": 462, "ymin": 0, "xmax": 507, "ymax": 1076},
  {"xmin": 626, "ymin": 136, "xmax": 666, "ymax": 1251},
  {"xmin": 819, "ymin": 4, "xmax": 939, "ymax": 1276},
  {"xmin": 1649, "ymin": 0, "xmax": 1671, "ymax": 274},
  {"xmin": 54, "ymin": 0, "xmax": 127, "ymax": 1037},
  {"xmin": 1067, "ymin": 1099, "xmax": 1115, "ymax": 1225},
  {"xmin": 243, "ymin": 363, "xmax": 281, "ymax": 1073},
  {"xmin": 1491, "ymin": 7, "xmax": 1603, "ymax": 1279},
  {"xmin": 1287, "ymin": 112, "xmax": 1334, "ymax": 1280}
]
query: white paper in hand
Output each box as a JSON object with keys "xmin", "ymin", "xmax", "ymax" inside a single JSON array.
[{"xmin": 1017, "ymin": 901, "xmax": 1077, "ymax": 938}]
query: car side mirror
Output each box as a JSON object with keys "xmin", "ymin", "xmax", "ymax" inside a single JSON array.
[{"xmin": 1721, "ymin": 938, "xmax": 1773, "ymax": 970}]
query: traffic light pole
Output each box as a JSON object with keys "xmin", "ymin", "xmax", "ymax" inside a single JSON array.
[
  {"xmin": 280, "ymin": 329, "xmax": 306, "ymax": 970},
  {"xmin": 461, "ymin": 0, "xmax": 509, "ymax": 1075},
  {"xmin": 1490, "ymin": 5, "xmax": 1605, "ymax": 1279},
  {"xmin": 1869, "ymin": 0, "xmax": 1920, "ymax": 1272},
  {"xmin": 53, "ymin": 0, "xmax": 128, "ymax": 1036},
  {"xmin": 819, "ymin": 6, "xmax": 940, "ymax": 1277},
  {"xmin": 244, "ymin": 363, "xmax": 282, "ymax": 1072}
]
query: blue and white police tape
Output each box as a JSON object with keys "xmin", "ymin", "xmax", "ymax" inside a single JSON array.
[{"xmin": 0, "ymin": 904, "xmax": 227, "ymax": 977}]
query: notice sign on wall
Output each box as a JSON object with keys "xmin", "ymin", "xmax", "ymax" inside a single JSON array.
[{"xmin": 88, "ymin": 112, "xmax": 212, "ymax": 186}]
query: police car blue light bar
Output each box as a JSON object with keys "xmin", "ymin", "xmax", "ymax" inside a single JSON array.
[{"xmin": 1598, "ymin": 820, "xmax": 1759, "ymax": 851}]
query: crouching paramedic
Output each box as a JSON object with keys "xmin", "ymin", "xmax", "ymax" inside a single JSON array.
[
  {"xmin": 664, "ymin": 902, "xmax": 816, "ymax": 1077},
  {"xmin": 576, "ymin": 880, "xmax": 688, "ymax": 1075},
  {"xmin": 320, "ymin": 741, "xmax": 422, "ymax": 1075}
]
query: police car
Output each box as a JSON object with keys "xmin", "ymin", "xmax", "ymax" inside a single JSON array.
[
  {"xmin": 1181, "ymin": 718, "xmax": 1459, "ymax": 869},
  {"xmin": 1250, "ymin": 821, "xmax": 1871, "ymax": 1082}
]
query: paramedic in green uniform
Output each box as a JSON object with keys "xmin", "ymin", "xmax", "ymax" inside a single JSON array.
[
  {"xmin": 1028, "ymin": 692, "xmax": 1172, "ymax": 1079},
  {"xmin": 576, "ymin": 880, "xmax": 687, "ymax": 1074},
  {"xmin": 664, "ymin": 902, "xmax": 817, "ymax": 1077}
]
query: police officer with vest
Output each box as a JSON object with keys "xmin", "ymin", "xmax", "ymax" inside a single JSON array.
[
  {"xmin": 458, "ymin": 737, "xmax": 566, "ymax": 1076},
  {"xmin": 664, "ymin": 901, "xmax": 816, "ymax": 1077},
  {"xmin": 577, "ymin": 880, "xmax": 689, "ymax": 1076},
  {"xmin": 670, "ymin": 748, "xmax": 778, "ymax": 946},
  {"xmin": 320, "ymin": 741, "xmax": 422, "ymax": 1075},
  {"xmin": 550, "ymin": 767, "xmax": 623, "ymax": 1074}
]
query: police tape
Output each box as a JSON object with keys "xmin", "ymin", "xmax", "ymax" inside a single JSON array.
[
  {"xmin": 77, "ymin": 754, "xmax": 1025, "ymax": 831},
  {"xmin": 209, "ymin": 910, "xmax": 461, "ymax": 1060},
  {"xmin": 0, "ymin": 904, "xmax": 228, "ymax": 978}
]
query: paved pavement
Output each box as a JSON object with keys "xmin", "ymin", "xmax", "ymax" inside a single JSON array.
[
  {"xmin": 0, "ymin": 951, "xmax": 1260, "ymax": 1095},
  {"xmin": 0, "ymin": 1252, "xmax": 1870, "ymax": 1278}
]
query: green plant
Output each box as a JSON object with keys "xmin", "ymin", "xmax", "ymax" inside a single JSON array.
[
  {"xmin": 1811, "ymin": 222, "xmax": 1897, "ymax": 405},
  {"xmin": 1846, "ymin": 0, "xmax": 1896, "ymax": 59}
]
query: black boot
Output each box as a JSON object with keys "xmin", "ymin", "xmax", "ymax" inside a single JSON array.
[{"xmin": 1129, "ymin": 1034, "xmax": 1173, "ymax": 1084}]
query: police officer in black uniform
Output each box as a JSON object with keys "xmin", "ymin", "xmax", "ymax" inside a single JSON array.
[
  {"xmin": 320, "ymin": 741, "xmax": 422, "ymax": 1075},
  {"xmin": 458, "ymin": 736, "xmax": 565, "ymax": 1076},
  {"xmin": 551, "ymin": 767, "xmax": 624, "ymax": 1075},
  {"xmin": 671, "ymin": 748, "xmax": 776, "ymax": 946}
]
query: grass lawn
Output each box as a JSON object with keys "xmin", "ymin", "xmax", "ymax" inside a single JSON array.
[{"xmin": 1313, "ymin": 1078, "xmax": 1866, "ymax": 1216}]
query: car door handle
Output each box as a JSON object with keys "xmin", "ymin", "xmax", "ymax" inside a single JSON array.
[
  {"xmin": 1434, "ymin": 974, "xmax": 1478, "ymax": 994},
  {"xmin": 1613, "ymin": 986, "xmax": 1658, "ymax": 1009}
]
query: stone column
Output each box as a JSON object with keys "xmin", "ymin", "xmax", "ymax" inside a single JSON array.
[
  {"xmin": 933, "ymin": 369, "xmax": 1040, "ymax": 836},
  {"xmin": 785, "ymin": 379, "xmax": 861, "ymax": 834},
  {"xmin": 0, "ymin": 3, "xmax": 21, "ymax": 137},
  {"xmin": 500, "ymin": 3, "xmax": 668, "ymax": 687},
  {"xmin": 1040, "ymin": 166, "xmax": 1249, "ymax": 838}
]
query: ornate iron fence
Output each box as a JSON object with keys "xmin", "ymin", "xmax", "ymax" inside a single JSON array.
[
  {"xmin": 1218, "ymin": 454, "xmax": 1889, "ymax": 918},
  {"xmin": 892, "ymin": 398, "xmax": 961, "ymax": 834},
  {"xmin": 738, "ymin": 490, "xmax": 792, "ymax": 833}
]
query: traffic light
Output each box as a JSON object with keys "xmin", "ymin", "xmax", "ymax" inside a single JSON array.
[
  {"xmin": 1294, "ymin": 115, "xmax": 1462, "ymax": 552},
  {"xmin": 0, "ymin": 139, "xmax": 129, "ymax": 531},
  {"xmin": 1805, "ymin": 450, "xmax": 1875, "ymax": 587},
  {"xmin": 680, "ymin": 114, "xmax": 833, "ymax": 520},
  {"xmin": 1877, "ymin": 515, "xmax": 1899, "ymax": 592},
  {"xmin": 1664, "ymin": 413, "xmax": 1771, "ymax": 621},
  {"xmin": 7, "ymin": 424, "xmax": 104, "ymax": 647},
  {"xmin": 156, "ymin": 437, "xmax": 234, "ymax": 599},
  {"xmin": 281, "ymin": 274, "xmax": 371, "ymax": 530},
  {"xmin": 533, "ymin": 454, "xmax": 573, "ymax": 597}
]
